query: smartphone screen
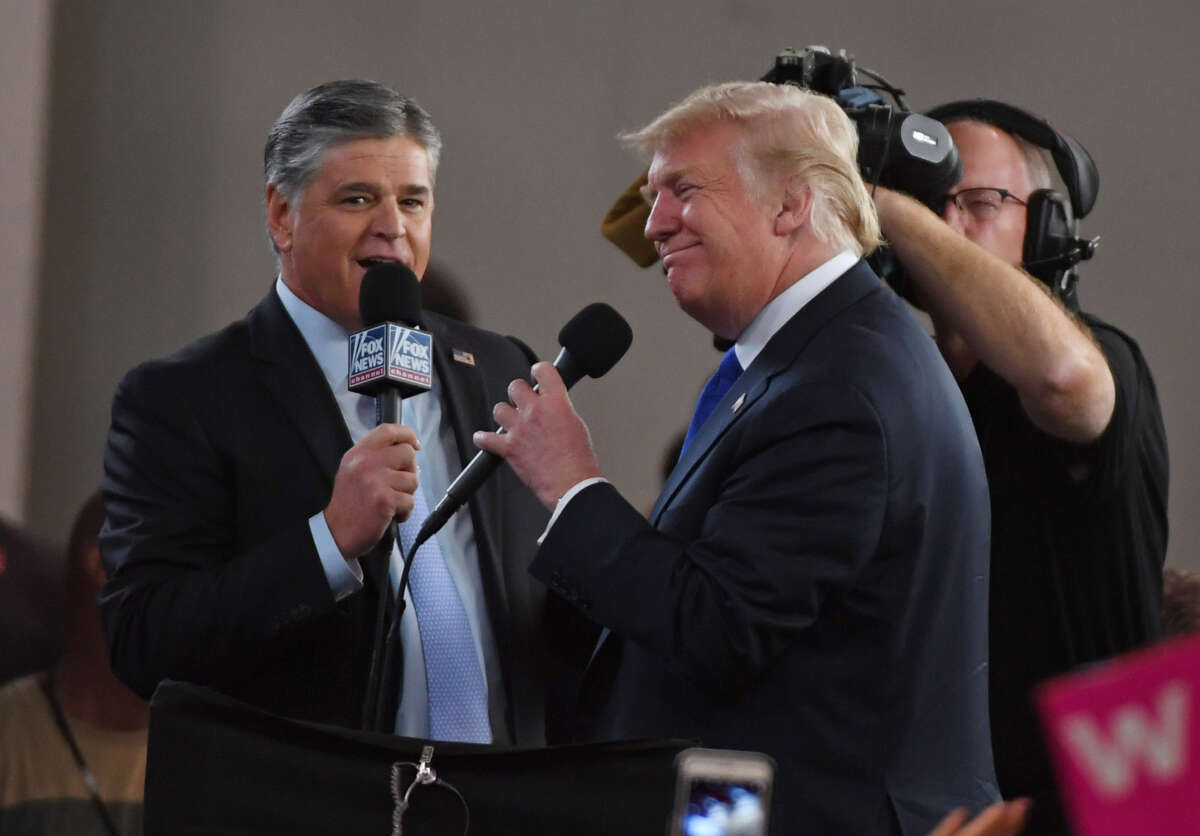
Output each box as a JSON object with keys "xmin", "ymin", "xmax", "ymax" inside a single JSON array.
[
  {"xmin": 670, "ymin": 748, "xmax": 773, "ymax": 836},
  {"xmin": 681, "ymin": 778, "xmax": 769, "ymax": 835}
]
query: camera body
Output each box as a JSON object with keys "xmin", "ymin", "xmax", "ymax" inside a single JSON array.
[{"xmin": 762, "ymin": 46, "xmax": 961, "ymax": 209}]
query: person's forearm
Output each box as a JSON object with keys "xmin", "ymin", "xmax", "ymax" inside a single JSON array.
[{"xmin": 876, "ymin": 188, "xmax": 1113, "ymax": 442}]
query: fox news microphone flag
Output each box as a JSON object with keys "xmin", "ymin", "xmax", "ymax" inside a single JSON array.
[{"xmin": 348, "ymin": 263, "xmax": 432, "ymax": 424}]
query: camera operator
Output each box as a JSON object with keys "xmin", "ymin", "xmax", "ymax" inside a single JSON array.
[{"xmin": 874, "ymin": 103, "xmax": 1168, "ymax": 834}]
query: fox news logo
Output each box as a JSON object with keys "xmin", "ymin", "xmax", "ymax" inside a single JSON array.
[
  {"xmin": 348, "ymin": 325, "xmax": 388, "ymax": 389},
  {"xmin": 348, "ymin": 323, "xmax": 433, "ymax": 393},
  {"xmin": 388, "ymin": 325, "xmax": 433, "ymax": 389}
]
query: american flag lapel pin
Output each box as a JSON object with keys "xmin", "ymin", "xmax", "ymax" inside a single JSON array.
[{"xmin": 452, "ymin": 349, "xmax": 476, "ymax": 367}]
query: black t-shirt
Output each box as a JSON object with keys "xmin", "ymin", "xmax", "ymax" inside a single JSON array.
[{"xmin": 961, "ymin": 313, "xmax": 1168, "ymax": 829}]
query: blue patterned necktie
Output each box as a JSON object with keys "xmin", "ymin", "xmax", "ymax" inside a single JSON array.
[
  {"xmin": 397, "ymin": 474, "xmax": 492, "ymax": 743},
  {"xmin": 680, "ymin": 347, "xmax": 743, "ymax": 457},
  {"xmin": 344, "ymin": 386, "xmax": 490, "ymax": 741}
]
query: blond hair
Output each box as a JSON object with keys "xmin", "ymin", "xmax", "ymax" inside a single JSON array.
[{"xmin": 622, "ymin": 82, "xmax": 881, "ymax": 256}]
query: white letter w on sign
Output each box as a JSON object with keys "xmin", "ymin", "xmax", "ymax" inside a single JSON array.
[{"xmin": 1060, "ymin": 681, "xmax": 1190, "ymax": 799}]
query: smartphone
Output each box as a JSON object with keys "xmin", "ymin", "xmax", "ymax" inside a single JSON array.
[{"xmin": 668, "ymin": 747, "xmax": 775, "ymax": 836}]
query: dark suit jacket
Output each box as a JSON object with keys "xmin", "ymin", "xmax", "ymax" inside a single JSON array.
[
  {"xmin": 98, "ymin": 287, "xmax": 554, "ymax": 743},
  {"xmin": 533, "ymin": 262, "xmax": 999, "ymax": 834}
]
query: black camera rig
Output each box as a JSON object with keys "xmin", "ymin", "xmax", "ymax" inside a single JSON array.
[{"xmin": 761, "ymin": 46, "xmax": 961, "ymax": 209}]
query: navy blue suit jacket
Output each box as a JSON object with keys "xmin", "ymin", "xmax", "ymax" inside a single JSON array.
[
  {"xmin": 98, "ymin": 287, "xmax": 557, "ymax": 742},
  {"xmin": 533, "ymin": 261, "xmax": 999, "ymax": 834}
]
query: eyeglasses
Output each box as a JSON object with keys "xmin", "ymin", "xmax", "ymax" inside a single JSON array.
[{"xmin": 942, "ymin": 187, "xmax": 1027, "ymax": 221}]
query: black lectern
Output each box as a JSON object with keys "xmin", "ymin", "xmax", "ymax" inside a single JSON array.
[{"xmin": 145, "ymin": 681, "xmax": 689, "ymax": 835}]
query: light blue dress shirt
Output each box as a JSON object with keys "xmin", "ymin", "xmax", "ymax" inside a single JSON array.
[{"xmin": 275, "ymin": 277, "xmax": 505, "ymax": 741}]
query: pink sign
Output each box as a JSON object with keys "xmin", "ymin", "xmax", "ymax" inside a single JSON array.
[{"xmin": 1036, "ymin": 634, "xmax": 1200, "ymax": 835}]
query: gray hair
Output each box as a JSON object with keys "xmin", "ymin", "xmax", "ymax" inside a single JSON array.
[
  {"xmin": 264, "ymin": 79, "xmax": 442, "ymax": 207},
  {"xmin": 1015, "ymin": 134, "xmax": 1054, "ymax": 192},
  {"xmin": 943, "ymin": 116, "xmax": 1054, "ymax": 194},
  {"xmin": 621, "ymin": 81, "xmax": 882, "ymax": 257}
]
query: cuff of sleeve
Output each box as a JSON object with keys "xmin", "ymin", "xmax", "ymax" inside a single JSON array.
[
  {"xmin": 310, "ymin": 511, "xmax": 364, "ymax": 601},
  {"xmin": 537, "ymin": 477, "xmax": 610, "ymax": 545}
]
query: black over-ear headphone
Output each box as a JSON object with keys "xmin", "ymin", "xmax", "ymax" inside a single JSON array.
[{"xmin": 925, "ymin": 99, "xmax": 1101, "ymax": 310}]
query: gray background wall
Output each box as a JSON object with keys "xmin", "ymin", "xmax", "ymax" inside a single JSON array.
[
  {"xmin": 0, "ymin": 0, "xmax": 52, "ymax": 521},
  {"xmin": 4, "ymin": 0, "xmax": 1197, "ymax": 570}
]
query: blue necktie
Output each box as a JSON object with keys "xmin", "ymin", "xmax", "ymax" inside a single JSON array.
[
  {"xmin": 398, "ymin": 480, "xmax": 492, "ymax": 743},
  {"xmin": 680, "ymin": 347, "xmax": 743, "ymax": 457},
  {"xmin": 589, "ymin": 349, "xmax": 744, "ymax": 667},
  {"xmin": 344, "ymin": 387, "xmax": 490, "ymax": 741}
]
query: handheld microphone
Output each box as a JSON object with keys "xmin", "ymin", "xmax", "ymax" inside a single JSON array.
[
  {"xmin": 413, "ymin": 302, "xmax": 633, "ymax": 551},
  {"xmin": 348, "ymin": 262, "xmax": 432, "ymax": 425},
  {"xmin": 354, "ymin": 261, "xmax": 435, "ymax": 731}
]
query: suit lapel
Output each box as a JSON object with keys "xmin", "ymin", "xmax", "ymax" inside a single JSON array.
[
  {"xmin": 422, "ymin": 313, "xmax": 512, "ymax": 615},
  {"xmin": 246, "ymin": 289, "xmax": 392, "ymax": 594},
  {"xmin": 247, "ymin": 288, "xmax": 351, "ymax": 483},
  {"xmin": 423, "ymin": 314, "xmax": 493, "ymax": 479},
  {"xmin": 650, "ymin": 261, "xmax": 883, "ymax": 525}
]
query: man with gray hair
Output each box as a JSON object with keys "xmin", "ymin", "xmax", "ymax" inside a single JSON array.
[
  {"xmin": 477, "ymin": 82, "xmax": 999, "ymax": 833},
  {"xmin": 875, "ymin": 102, "xmax": 1168, "ymax": 834},
  {"xmin": 99, "ymin": 80, "xmax": 557, "ymax": 745}
]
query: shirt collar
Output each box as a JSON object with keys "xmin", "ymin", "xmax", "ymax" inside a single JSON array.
[
  {"xmin": 734, "ymin": 250, "xmax": 858, "ymax": 371},
  {"xmin": 275, "ymin": 276, "xmax": 349, "ymax": 391}
]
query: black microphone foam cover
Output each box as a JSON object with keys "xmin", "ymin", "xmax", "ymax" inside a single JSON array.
[
  {"xmin": 557, "ymin": 302, "xmax": 633, "ymax": 378},
  {"xmin": 359, "ymin": 262, "xmax": 423, "ymax": 327}
]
